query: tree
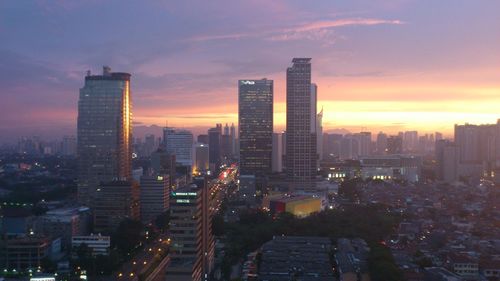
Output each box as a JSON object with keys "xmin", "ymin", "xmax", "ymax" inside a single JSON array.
[{"xmin": 112, "ymin": 219, "xmax": 144, "ymax": 255}]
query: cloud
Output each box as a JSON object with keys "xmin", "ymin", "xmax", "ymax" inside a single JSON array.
[
  {"xmin": 291, "ymin": 18, "xmax": 404, "ymax": 33},
  {"xmin": 186, "ymin": 17, "xmax": 404, "ymax": 43}
]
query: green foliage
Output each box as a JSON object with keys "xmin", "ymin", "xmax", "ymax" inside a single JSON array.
[
  {"xmin": 368, "ymin": 243, "xmax": 404, "ymax": 281},
  {"xmin": 338, "ymin": 178, "xmax": 364, "ymax": 202},
  {"xmin": 154, "ymin": 211, "xmax": 170, "ymax": 231},
  {"xmin": 212, "ymin": 213, "xmax": 225, "ymax": 236},
  {"xmin": 112, "ymin": 219, "xmax": 144, "ymax": 255},
  {"xmin": 220, "ymin": 204, "xmax": 401, "ymax": 279}
]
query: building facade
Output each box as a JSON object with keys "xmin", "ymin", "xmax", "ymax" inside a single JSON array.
[
  {"xmin": 140, "ymin": 175, "xmax": 170, "ymax": 223},
  {"xmin": 77, "ymin": 66, "xmax": 132, "ymax": 207},
  {"xmin": 238, "ymin": 79, "xmax": 273, "ymax": 181},
  {"xmin": 286, "ymin": 58, "xmax": 317, "ymax": 192},
  {"xmin": 167, "ymin": 179, "xmax": 214, "ymax": 281}
]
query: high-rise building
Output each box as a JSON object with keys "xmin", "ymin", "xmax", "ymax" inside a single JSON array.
[
  {"xmin": 387, "ymin": 135, "xmax": 403, "ymax": 154},
  {"xmin": 61, "ymin": 135, "xmax": 77, "ymax": 156},
  {"xmin": 238, "ymin": 79, "xmax": 273, "ymax": 181},
  {"xmin": 286, "ymin": 58, "xmax": 317, "ymax": 191},
  {"xmin": 403, "ymin": 131, "xmax": 419, "ymax": 152},
  {"xmin": 193, "ymin": 143, "xmax": 210, "ymax": 176},
  {"xmin": 356, "ymin": 132, "xmax": 372, "ymax": 156},
  {"xmin": 435, "ymin": 140, "xmax": 458, "ymax": 182},
  {"xmin": 93, "ymin": 180, "xmax": 140, "ymax": 233},
  {"xmin": 208, "ymin": 124, "xmax": 222, "ymax": 169},
  {"xmin": 77, "ymin": 66, "xmax": 132, "ymax": 207},
  {"xmin": 272, "ymin": 133, "xmax": 283, "ymax": 173},
  {"xmin": 163, "ymin": 127, "xmax": 194, "ymax": 167},
  {"xmin": 139, "ymin": 175, "xmax": 169, "ymax": 223},
  {"xmin": 221, "ymin": 124, "xmax": 232, "ymax": 159},
  {"xmin": 167, "ymin": 179, "xmax": 214, "ymax": 281},
  {"xmin": 230, "ymin": 123, "xmax": 236, "ymax": 157},
  {"xmin": 316, "ymin": 108, "xmax": 323, "ymax": 162}
]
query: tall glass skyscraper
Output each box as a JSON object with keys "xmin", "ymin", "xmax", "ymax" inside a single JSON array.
[
  {"xmin": 238, "ymin": 79, "xmax": 273, "ymax": 180},
  {"xmin": 77, "ymin": 66, "xmax": 132, "ymax": 206},
  {"xmin": 286, "ymin": 58, "xmax": 317, "ymax": 191}
]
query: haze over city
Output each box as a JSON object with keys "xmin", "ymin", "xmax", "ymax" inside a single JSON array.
[{"xmin": 1, "ymin": 0, "xmax": 499, "ymax": 143}]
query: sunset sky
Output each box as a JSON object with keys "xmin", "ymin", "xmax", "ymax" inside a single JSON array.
[{"xmin": 1, "ymin": 0, "xmax": 499, "ymax": 142}]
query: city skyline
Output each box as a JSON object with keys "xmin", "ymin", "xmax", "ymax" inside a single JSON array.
[{"xmin": 1, "ymin": 1, "xmax": 500, "ymax": 143}]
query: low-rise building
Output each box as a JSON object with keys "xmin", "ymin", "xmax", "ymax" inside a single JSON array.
[
  {"xmin": 71, "ymin": 234, "xmax": 110, "ymax": 257},
  {"xmin": 259, "ymin": 236, "xmax": 333, "ymax": 281}
]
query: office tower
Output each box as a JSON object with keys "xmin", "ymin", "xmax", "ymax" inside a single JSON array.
[
  {"xmin": 77, "ymin": 66, "xmax": 132, "ymax": 207},
  {"xmin": 230, "ymin": 123, "xmax": 236, "ymax": 156},
  {"xmin": 208, "ymin": 125, "xmax": 222, "ymax": 168},
  {"xmin": 272, "ymin": 133, "xmax": 283, "ymax": 173},
  {"xmin": 163, "ymin": 127, "xmax": 194, "ymax": 167},
  {"xmin": 139, "ymin": 175, "xmax": 169, "ymax": 223},
  {"xmin": 238, "ymin": 79, "xmax": 273, "ymax": 182},
  {"xmin": 387, "ymin": 135, "xmax": 403, "ymax": 154},
  {"xmin": 193, "ymin": 143, "xmax": 210, "ymax": 175},
  {"xmin": 167, "ymin": 179, "xmax": 214, "ymax": 281},
  {"xmin": 316, "ymin": 108, "xmax": 323, "ymax": 161},
  {"xmin": 376, "ymin": 132, "xmax": 388, "ymax": 155},
  {"xmin": 93, "ymin": 180, "xmax": 140, "ymax": 233},
  {"xmin": 286, "ymin": 58, "xmax": 317, "ymax": 191}
]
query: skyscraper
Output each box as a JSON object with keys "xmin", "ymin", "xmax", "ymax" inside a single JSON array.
[
  {"xmin": 286, "ymin": 58, "xmax": 317, "ymax": 191},
  {"xmin": 208, "ymin": 124, "xmax": 222, "ymax": 169},
  {"xmin": 316, "ymin": 107, "xmax": 323, "ymax": 162},
  {"xmin": 238, "ymin": 79, "xmax": 273, "ymax": 181},
  {"xmin": 77, "ymin": 66, "xmax": 132, "ymax": 206}
]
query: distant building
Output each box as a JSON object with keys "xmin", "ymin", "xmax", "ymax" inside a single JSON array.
[
  {"xmin": 71, "ymin": 234, "xmax": 110, "ymax": 257},
  {"xmin": 77, "ymin": 66, "xmax": 132, "ymax": 207},
  {"xmin": 387, "ymin": 135, "xmax": 403, "ymax": 154},
  {"xmin": 140, "ymin": 175, "xmax": 170, "ymax": 223},
  {"xmin": 163, "ymin": 127, "xmax": 194, "ymax": 167},
  {"xmin": 208, "ymin": 124, "xmax": 222, "ymax": 169},
  {"xmin": 376, "ymin": 132, "xmax": 388, "ymax": 155},
  {"xmin": 61, "ymin": 136, "xmax": 77, "ymax": 156},
  {"xmin": 435, "ymin": 140, "xmax": 458, "ymax": 182},
  {"xmin": 359, "ymin": 155, "xmax": 421, "ymax": 182},
  {"xmin": 286, "ymin": 58, "xmax": 317, "ymax": 192},
  {"xmin": 193, "ymin": 143, "xmax": 210, "ymax": 176},
  {"xmin": 167, "ymin": 179, "xmax": 214, "ymax": 281},
  {"xmin": 93, "ymin": 180, "xmax": 140, "ymax": 233}
]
